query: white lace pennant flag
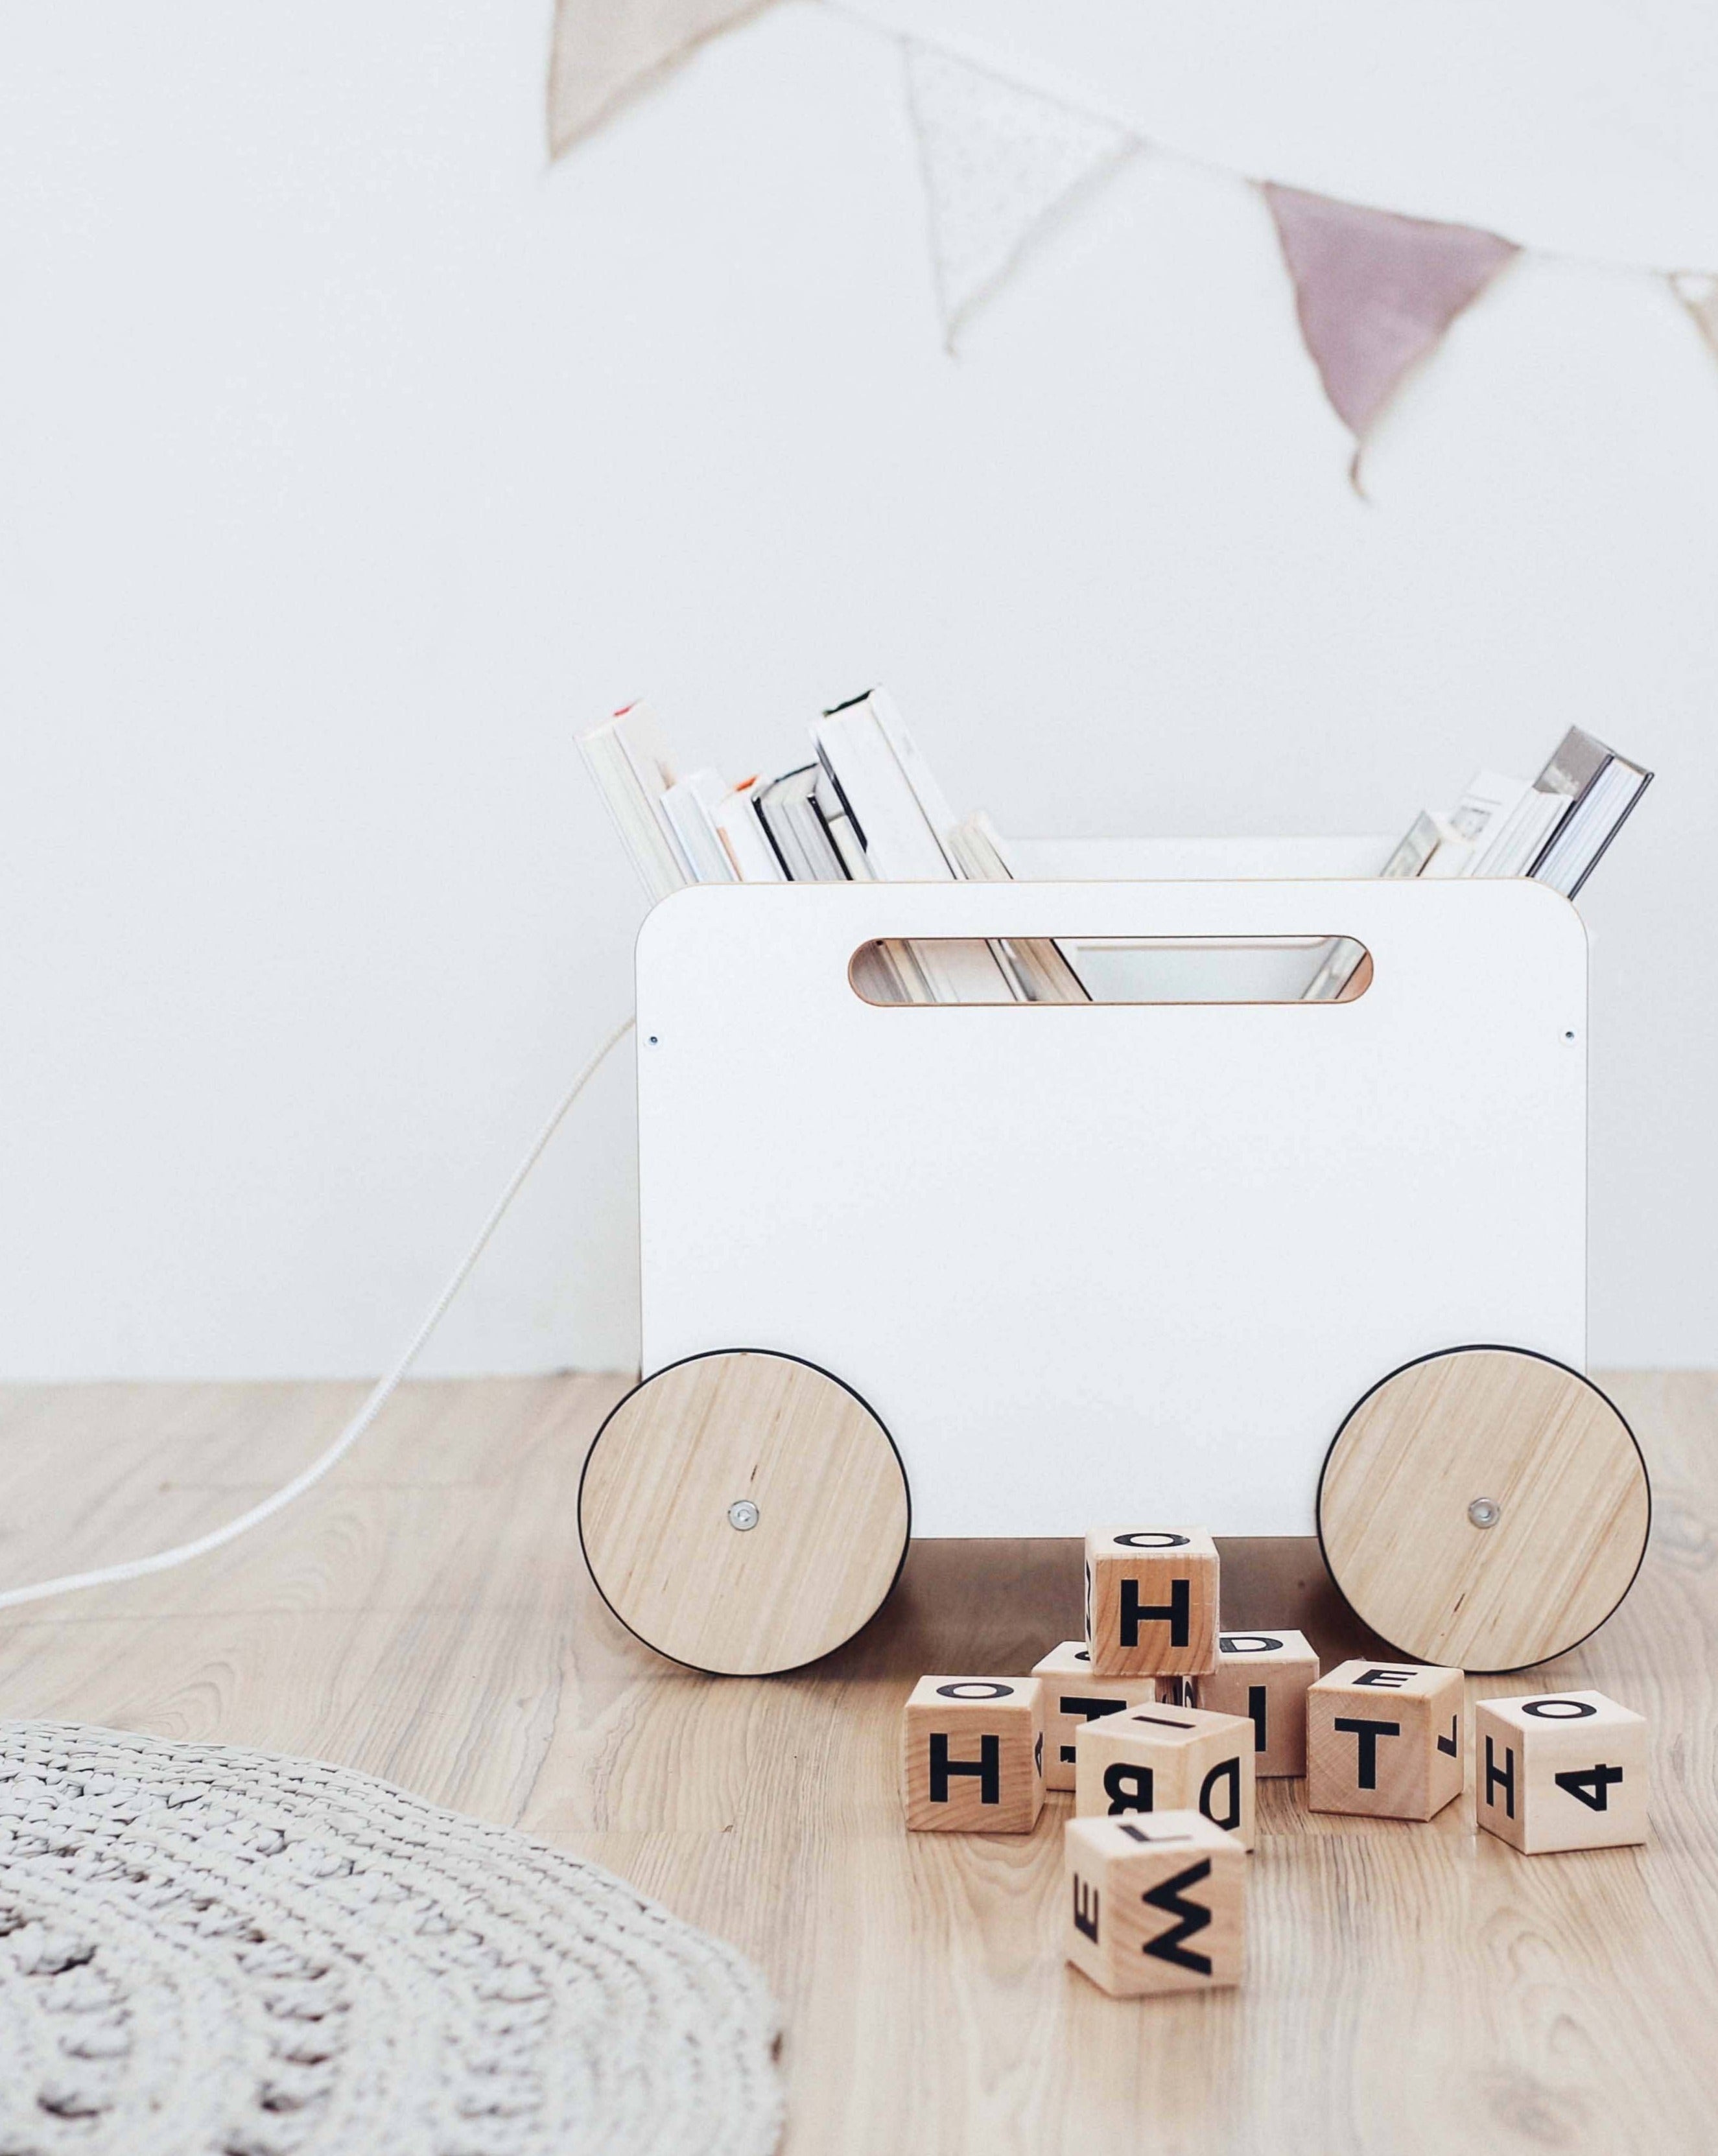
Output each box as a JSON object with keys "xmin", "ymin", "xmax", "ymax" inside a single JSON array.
[{"xmin": 902, "ymin": 42, "xmax": 1136, "ymax": 349}]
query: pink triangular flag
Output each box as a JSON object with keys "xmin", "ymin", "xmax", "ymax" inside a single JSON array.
[
  {"xmin": 1264, "ymin": 183, "xmax": 1517, "ymax": 482},
  {"xmin": 548, "ymin": 0, "xmax": 777, "ymax": 160}
]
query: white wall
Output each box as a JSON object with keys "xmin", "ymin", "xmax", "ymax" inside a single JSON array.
[{"xmin": 2, "ymin": 0, "xmax": 1714, "ymax": 1379}]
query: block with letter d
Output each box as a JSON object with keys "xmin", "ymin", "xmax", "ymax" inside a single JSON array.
[
  {"xmin": 1193, "ymin": 1630, "xmax": 1319, "ymax": 1777},
  {"xmin": 1475, "ymin": 1690, "xmax": 1648, "ymax": 1854},
  {"xmin": 1065, "ymin": 1812, "xmax": 1244, "ymax": 1997},
  {"xmin": 902, "ymin": 1676, "xmax": 1044, "ymax": 1833},
  {"xmin": 1085, "ymin": 1527, "xmax": 1219, "ymax": 1679},
  {"xmin": 1031, "ymin": 1641, "xmax": 1167, "ymax": 1793},
  {"xmin": 1306, "ymin": 1659, "xmax": 1465, "ymax": 1820},
  {"xmin": 1073, "ymin": 1702, "xmax": 1255, "ymax": 1849}
]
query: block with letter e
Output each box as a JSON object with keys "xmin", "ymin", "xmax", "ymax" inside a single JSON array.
[
  {"xmin": 1065, "ymin": 1812, "xmax": 1244, "ymax": 1997},
  {"xmin": 1307, "ymin": 1659, "xmax": 1465, "ymax": 1820},
  {"xmin": 1031, "ymin": 1640, "xmax": 1166, "ymax": 1793},
  {"xmin": 902, "ymin": 1676, "xmax": 1044, "ymax": 1833},
  {"xmin": 1476, "ymin": 1690, "xmax": 1647, "ymax": 1854},
  {"xmin": 1073, "ymin": 1702, "xmax": 1255, "ymax": 1849},
  {"xmin": 1194, "ymin": 1630, "xmax": 1319, "ymax": 1777},
  {"xmin": 1085, "ymin": 1527, "xmax": 1219, "ymax": 1679}
]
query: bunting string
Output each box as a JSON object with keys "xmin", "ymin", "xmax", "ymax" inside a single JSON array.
[{"xmin": 547, "ymin": 0, "xmax": 1718, "ymax": 483}]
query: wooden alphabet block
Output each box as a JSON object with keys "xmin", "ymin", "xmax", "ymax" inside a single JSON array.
[
  {"xmin": 1306, "ymin": 1659, "xmax": 1465, "ymax": 1820},
  {"xmin": 1031, "ymin": 1642, "xmax": 1165, "ymax": 1793},
  {"xmin": 1475, "ymin": 1690, "xmax": 1648, "ymax": 1854},
  {"xmin": 902, "ymin": 1676, "xmax": 1044, "ymax": 1833},
  {"xmin": 1065, "ymin": 1812, "xmax": 1244, "ymax": 1997},
  {"xmin": 1192, "ymin": 1630, "xmax": 1320, "ymax": 1777},
  {"xmin": 1085, "ymin": 1527, "xmax": 1219, "ymax": 1679},
  {"xmin": 1073, "ymin": 1702, "xmax": 1255, "ymax": 1849}
]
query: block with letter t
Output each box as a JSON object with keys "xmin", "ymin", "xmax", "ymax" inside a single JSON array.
[
  {"xmin": 1306, "ymin": 1659, "xmax": 1465, "ymax": 1820},
  {"xmin": 1085, "ymin": 1527, "xmax": 1219, "ymax": 1679},
  {"xmin": 1073, "ymin": 1702, "xmax": 1255, "ymax": 1849},
  {"xmin": 1475, "ymin": 1690, "xmax": 1648, "ymax": 1854},
  {"xmin": 902, "ymin": 1676, "xmax": 1044, "ymax": 1833},
  {"xmin": 1065, "ymin": 1812, "xmax": 1245, "ymax": 1997},
  {"xmin": 1193, "ymin": 1629, "xmax": 1320, "ymax": 1777},
  {"xmin": 1031, "ymin": 1641, "xmax": 1166, "ymax": 1793}
]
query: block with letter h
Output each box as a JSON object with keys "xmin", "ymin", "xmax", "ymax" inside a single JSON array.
[
  {"xmin": 1307, "ymin": 1660, "xmax": 1465, "ymax": 1821},
  {"xmin": 1074, "ymin": 1702, "xmax": 1256, "ymax": 1849},
  {"xmin": 1031, "ymin": 1641, "xmax": 1170, "ymax": 1793},
  {"xmin": 1085, "ymin": 1527, "xmax": 1219, "ymax": 1680},
  {"xmin": 1193, "ymin": 1630, "xmax": 1320, "ymax": 1777},
  {"xmin": 902, "ymin": 1676, "xmax": 1044, "ymax": 1833},
  {"xmin": 1065, "ymin": 1812, "xmax": 1244, "ymax": 1997},
  {"xmin": 1476, "ymin": 1690, "xmax": 1648, "ymax": 1854}
]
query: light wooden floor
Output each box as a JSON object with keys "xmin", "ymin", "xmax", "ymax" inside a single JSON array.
[{"xmin": 1, "ymin": 1373, "xmax": 1715, "ymax": 2155}]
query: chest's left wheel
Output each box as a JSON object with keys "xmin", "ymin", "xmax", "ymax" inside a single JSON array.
[{"xmin": 578, "ymin": 1348, "xmax": 910, "ymax": 1676}]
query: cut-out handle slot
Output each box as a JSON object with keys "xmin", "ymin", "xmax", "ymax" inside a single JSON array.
[{"xmin": 849, "ymin": 934, "xmax": 1372, "ymax": 1006}]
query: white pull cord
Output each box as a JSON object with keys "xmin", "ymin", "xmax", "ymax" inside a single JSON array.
[{"xmin": 0, "ymin": 1016, "xmax": 635, "ymax": 1615}]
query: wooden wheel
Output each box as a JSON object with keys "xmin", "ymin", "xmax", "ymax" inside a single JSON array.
[
  {"xmin": 1317, "ymin": 1346, "xmax": 1649, "ymax": 1672},
  {"xmin": 578, "ymin": 1350, "xmax": 910, "ymax": 1676}
]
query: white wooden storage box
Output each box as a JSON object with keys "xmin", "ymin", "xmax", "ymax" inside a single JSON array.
[{"xmin": 634, "ymin": 840, "xmax": 1588, "ymax": 1541}]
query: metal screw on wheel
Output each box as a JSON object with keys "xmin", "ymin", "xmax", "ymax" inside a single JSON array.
[
  {"xmin": 578, "ymin": 1349, "xmax": 910, "ymax": 1676},
  {"xmin": 1316, "ymin": 1345, "xmax": 1650, "ymax": 1674}
]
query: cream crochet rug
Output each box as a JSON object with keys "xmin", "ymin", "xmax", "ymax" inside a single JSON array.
[{"xmin": 0, "ymin": 1723, "xmax": 782, "ymax": 2156}]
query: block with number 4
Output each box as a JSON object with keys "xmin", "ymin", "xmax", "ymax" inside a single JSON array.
[
  {"xmin": 902, "ymin": 1676, "xmax": 1044, "ymax": 1833},
  {"xmin": 1476, "ymin": 1690, "xmax": 1648, "ymax": 1854},
  {"xmin": 1065, "ymin": 1812, "xmax": 1244, "ymax": 1997},
  {"xmin": 1193, "ymin": 1630, "xmax": 1320, "ymax": 1777},
  {"xmin": 1306, "ymin": 1660, "xmax": 1465, "ymax": 1821},
  {"xmin": 1031, "ymin": 1641, "xmax": 1168, "ymax": 1793},
  {"xmin": 1085, "ymin": 1527, "xmax": 1219, "ymax": 1679},
  {"xmin": 1074, "ymin": 1702, "xmax": 1255, "ymax": 1849}
]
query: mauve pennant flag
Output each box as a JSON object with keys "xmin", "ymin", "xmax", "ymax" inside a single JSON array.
[
  {"xmin": 1264, "ymin": 183, "xmax": 1518, "ymax": 485},
  {"xmin": 904, "ymin": 42, "xmax": 1135, "ymax": 350},
  {"xmin": 548, "ymin": 0, "xmax": 778, "ymax": 159}
]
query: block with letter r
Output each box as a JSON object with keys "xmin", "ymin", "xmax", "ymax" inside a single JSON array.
[
  {"xmin": 1306, "ymin": 1659, "xmax": 1465, "ymax": 1820},
  {"xmin": 902, "ymin": 1676, "xmax": 1044, "ymax": 1833},
  {"xmin": 1085, "ymin": 1527, "xmax": 1219, "ymax": 1680},
  {"xmin": 1064, "ymin": 1811, "xmax": 1244, "ymax": 1997},
  {"xmin": 1476, "ymin": 1690, "xmax": 1648, "ymax": 1854},
  {"xmin": 1072, "ymin": 1702, "xmax": 1255, "ymax": 1849}
]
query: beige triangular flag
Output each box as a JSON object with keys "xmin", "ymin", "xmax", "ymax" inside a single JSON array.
[
  {"xmin": 1264, "ymin": 183, "xmax": 1518, "ymax": 484},
  {"xmin": 548, "ymin": 0, "xmax": 777, "ymax": 161},
  {"xmin": 1671, "ymin": 271, "xmax": 1718, "ymax": 362},
  {"xmin": 902, "ymin": 42, "xmax": 1136, "ymax": 349}
]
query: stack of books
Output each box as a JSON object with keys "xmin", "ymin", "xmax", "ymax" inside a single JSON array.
[
  {"xmin": 580, "ymin": 692, "xmax": 1653, "ymax": 1004},
  {"xmin": 579, "ymin": 689, "xmax": 1087, "ymax": 1003}
]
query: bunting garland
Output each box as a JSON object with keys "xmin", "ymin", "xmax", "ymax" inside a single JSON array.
[{"xmin": 547, "ymin": 2, "xmax": 1718, "ymax": 480}]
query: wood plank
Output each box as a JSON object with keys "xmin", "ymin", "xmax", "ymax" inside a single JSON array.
[{"xmin": 0, "ymin": 1373, "xmax": 1714, "ymax": 2153}]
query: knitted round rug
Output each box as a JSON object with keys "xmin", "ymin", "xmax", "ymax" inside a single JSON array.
[{"xmin": 0, "ymin": 1722, "xmax": 782, "ymax": 2156}]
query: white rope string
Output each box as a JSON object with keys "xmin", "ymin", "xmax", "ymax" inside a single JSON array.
[{"xmin": 0, "ymin": 1015, "xmax": 635, "ymax": 1615}]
